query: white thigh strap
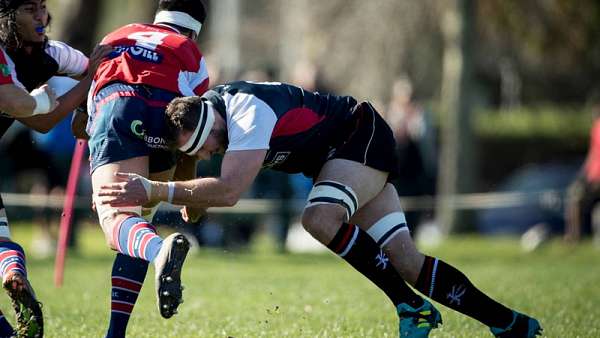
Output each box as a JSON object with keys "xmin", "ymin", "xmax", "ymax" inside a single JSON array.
[
  {"xmin": 367, "ymin": 212, "xmax": 409, "ymax": 247},
  {"xmin": 306, "ymin": 180, "xmax": 359, "ymax": 221}
]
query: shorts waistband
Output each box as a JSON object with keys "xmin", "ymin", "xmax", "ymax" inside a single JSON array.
[{"xmin": 95, "ymin": 82, "xmax": 179, "ymax": 104}]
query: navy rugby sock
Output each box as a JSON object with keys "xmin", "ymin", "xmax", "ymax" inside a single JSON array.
[
  {"xmin": 0, "ymin": 310, "xmax": 13, "ymax": 338},
  {"xmin": 106, "ymin": 253, "xmax": 148, "ymax": 338},
  {"xmin": 327, "ymin": 223, "xmax": 424, "ymax": 308},
  {"xmin": 415, "ymin": 255, "xmax": 514, "ymax": 328}
]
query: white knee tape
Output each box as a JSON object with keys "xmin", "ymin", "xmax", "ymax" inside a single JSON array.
[
  {"xmin": 305, "ymin": 180, "xmax": 359, "ymax": 221},
  {"xmin": 367, "ymin": 212, "xmax": 409, "ymax": 247},
  {"xmin": 94, "ymin": 196, "xmax": 142, "ymax": 228},
  {"xmin": 0, "ymin": 208, "xmax": 10, "ymax": 238}
]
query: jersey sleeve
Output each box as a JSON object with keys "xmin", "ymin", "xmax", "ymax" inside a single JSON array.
[
  {"xmin": 0, "ymin": 48, "xmax": 25, "ymax": 89},
  {"xmin": 45, "ymin": 40, "xmax": 89, "ymax": 77},
  {"xmin": 0, "ymin": 48, "xmax": 15, "ymax": 85},
  {"xmin": 176, "ymin": 40, "xmax": 209, "ymax": 96},
  {"xmin": 226, "ymin": 93, "xmax": 277, "ymax": 152}
]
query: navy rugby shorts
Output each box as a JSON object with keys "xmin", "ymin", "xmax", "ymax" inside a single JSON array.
[
  {"xmin": 86, "ymin": 83, "xmax": 178, "ymax": 174},
  {"xmin": 328, "ymin": 102, "xmax": 400, "ymax": 180}
]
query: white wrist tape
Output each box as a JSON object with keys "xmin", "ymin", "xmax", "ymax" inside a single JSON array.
[
  {"xmin": 30, "ymin": 87, "xmax": 52, "ymax": 115},
  {"xmin": 125, "ymin": 173, "xmax": 153, "ymax": 202},
  {"xmin": 167, "ymin": 181, "xmax": 175, "ymax": 204}
]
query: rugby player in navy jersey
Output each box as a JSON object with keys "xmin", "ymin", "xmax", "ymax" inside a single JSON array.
[
  {"xmin": 84, "ymin": 0, "xmax": 210, "ymax": 336},
  {"xmin": 99, "ymin": 81, "xmax": 543, "ymax": 338},
  {"xmin": 0, "ymin": 0, "xmax": 110, "ymax": 336}
]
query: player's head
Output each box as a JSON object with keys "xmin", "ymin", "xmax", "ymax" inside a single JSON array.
[
  {"xmin": 154, "ymin": 0, "xmax": 206, "ymax": 40},
  {"xmin": 166, "ymin": 96, "xmax": 226, "ymax": 160},
  {"xmin": 0, "ymin": 0, "xmax": 50, "ymax": 49}
]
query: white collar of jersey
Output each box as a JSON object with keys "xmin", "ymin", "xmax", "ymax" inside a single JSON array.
[
  {"xmin": 153, "ymin": 11, "xmax": 202, "ymax": 36},
  {"xmin": 179, "ymin": 101, "xmax": 215, "ymax": 156}
]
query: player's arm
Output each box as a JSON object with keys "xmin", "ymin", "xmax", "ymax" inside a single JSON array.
[
  {"xmin": 98, "ymin": 149, "xmax": 267, "ymax": 209},
  {"xmin": 174, "ymin": 149, "xmax": 267, "ymax": 208},
  {"xmin": 172, "ymin": 154, "xmax": 204, "ymax": 222},
  {"xmin": 17, "ymin": 44, "xmax": 112, "ymax": 133},
  {"xmin": 0, "ymin": 83, "xmax": 58, "ymax": 118},
  {"xmin": 0, "ymin": 48, "xmax": 58, "ymax": 117},
  {"xmin": 17, "ymin": 78, "xmax": 90, "ymax": 133},
  {"xmin": 0, "ymin": 83, "xmax": 35, "ymax": 114}
]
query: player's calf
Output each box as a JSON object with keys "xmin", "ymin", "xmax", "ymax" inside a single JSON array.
[{"xmin": 99, "ymin": 207, "xmax": 191, "ymax": 319}]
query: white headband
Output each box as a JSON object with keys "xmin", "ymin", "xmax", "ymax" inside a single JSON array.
[
  {"xmin": 154, "ymin": 10, "xmax": 202, "ymax": 36},
  {"xmin": 178, "ymin": 101, "xmax": 215, "ymax": 155}
]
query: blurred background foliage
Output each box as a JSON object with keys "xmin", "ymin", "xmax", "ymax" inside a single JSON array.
[
  {"xmin": 46, "ymin": 0, "xmax": 600, "ymax": 106},
  {"xmin": 41, "ymin": 0, "xmax": 600, "ymax": 229}
]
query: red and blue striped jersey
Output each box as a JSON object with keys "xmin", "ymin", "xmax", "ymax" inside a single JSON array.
[{"xmin": 92, "ymin": 23, "xmax": 209, "ymax": 97}]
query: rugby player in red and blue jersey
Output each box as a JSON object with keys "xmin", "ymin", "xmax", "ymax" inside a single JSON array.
[
  {"xmin": 85, "ymin": 1, "xmax": 209, "ymax": 336},
  {"xmin": 100, "ymin": 81, "xmax": 543, "ymax": 338}
]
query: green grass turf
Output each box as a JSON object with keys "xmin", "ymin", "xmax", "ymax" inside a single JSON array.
[{"xmin": 5, "ymin": 222, "xmax": 600, "ymax": 337}]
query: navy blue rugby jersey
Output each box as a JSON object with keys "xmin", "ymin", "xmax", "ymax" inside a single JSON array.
[{"xmin": 203, "ymin": 81, "xmax": 358, "ymax": 177}]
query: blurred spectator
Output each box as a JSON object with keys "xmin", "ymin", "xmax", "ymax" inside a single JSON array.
[
  {"xmin": 386, "ymin": 76, "xmax": 437, "ymax": 232},
  {"xmin": 291, "ymin": 60, "xmax": 333, "ymax": 94},
  {"xmin": 239, "ymin": 65, "xmax": 276, "ymax": 83},
  {"xmin": 564, "ymin": 103, "xmax": 600, "ymax": 243}
]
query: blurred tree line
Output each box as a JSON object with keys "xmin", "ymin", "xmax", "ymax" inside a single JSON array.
[{"xmin": 47, "ymin": 0, "xmax": 600, "ymax": 106}]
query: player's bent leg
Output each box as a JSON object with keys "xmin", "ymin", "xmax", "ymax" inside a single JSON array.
[
  {"xmin": 105, "ymin": 171, "xmax": 179, "ymax": 337},
  {"xmin": 304, "ymin": 205, "xmax": 440, "ymax": 338},
  {"xmin": 106, "ymin": 254, "xmax": 148, "ymax": 338},
  {"xmin": 0, "ymin": 240, "xmax": 42, "ymax": 338},
  {"xmin": 302, "ymin": 161, "xmax": 440, "ymax": 337},
  {"xmin": 93, "ymin": 160, "xmax": 190, "ymax": 319},
  {"xmin": 0, "ymin": 205, "xmax": 16, "ymax": 337},
  {"xmin": 351, "ymin": 184, "xmax": 441, "ymax": 337},
  {"xmin": 356, "ymin": 184, "xmax": 541, "ymax": 336},
  {"xmin": 351, "ymin": 184, "xmax": 426, "ymax": 283}
]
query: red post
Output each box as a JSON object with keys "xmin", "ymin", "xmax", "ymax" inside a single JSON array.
[{"xmin": 54, "ymin": 140, "xmax": 87, "ymax": 287}]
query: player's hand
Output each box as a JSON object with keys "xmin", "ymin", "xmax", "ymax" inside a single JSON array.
[
  {"xmin": 180, "ymin": 205, "xmax": 206, "ymax": 223},
  {"xmin": 86, "ymin": 44, "xmax": 113, "ymax": 76},
  {"xmin": 71, "ymin": 106, "xmax": 89, "ymax": 140},
  {"xmin": 40, "ymin": 84, "xmax": 59, "ymax": 112},
  {"xmin": 97, "ymin": 172, "xmax": 154, "ymax": 207}
]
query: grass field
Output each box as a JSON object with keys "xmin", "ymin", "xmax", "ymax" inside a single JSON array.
[{"xmin": 5, "ymin": 222, "xmax": 600, "ymax": 337}]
